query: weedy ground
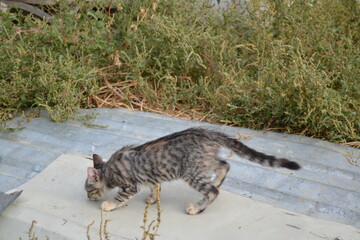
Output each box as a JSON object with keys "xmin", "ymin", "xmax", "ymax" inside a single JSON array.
[
  {"xmin": 0, "ymin": 0, "xmax": 359, "ymax": 145},
  {"xmin": 24, "ymin": 184, "xmax": 162, "ymax": 240}
]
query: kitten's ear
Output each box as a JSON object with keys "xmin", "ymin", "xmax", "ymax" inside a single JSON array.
[
  {"xmin": 87, "ymin": 167, "xmax": 99, "ymax": 182},
  {"xmin": 93, "ymin": 154, "xmax": 104, "ymax": 169}
]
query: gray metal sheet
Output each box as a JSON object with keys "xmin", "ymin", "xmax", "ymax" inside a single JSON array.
[{"xmin": 0, "ymin": 108, "xmax": 359, "ymax": 228}]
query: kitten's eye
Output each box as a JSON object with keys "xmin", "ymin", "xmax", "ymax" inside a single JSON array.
[{"xmin": 88, "ymin": 190, "xmax": 101, "ymax": 200}]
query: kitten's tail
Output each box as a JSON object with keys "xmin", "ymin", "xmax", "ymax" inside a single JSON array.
[{"xmin": 213, "ymin": 131, "xmax": 301, "ymax": 170}]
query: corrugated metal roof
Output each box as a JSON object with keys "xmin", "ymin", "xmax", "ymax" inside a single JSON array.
[{"xmin": 1, "ymin": 108, "xmax": 359, "ymax": 228}]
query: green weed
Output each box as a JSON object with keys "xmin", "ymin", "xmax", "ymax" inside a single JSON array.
[{"xmin": 0, "ymin": 0, "xmax": 359, "ymax": 144}]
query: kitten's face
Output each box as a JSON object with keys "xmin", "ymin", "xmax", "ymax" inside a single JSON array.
[
  {"xmin": 85, "ymin": 154, "xmax": 107, "ymax": 200},
  {"xmin": 85, "ymin": 173, "xmax": 106, "ymax": 200}
]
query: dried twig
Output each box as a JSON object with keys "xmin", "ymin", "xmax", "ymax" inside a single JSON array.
[
  {"xmin": 140, "ymin": 183, "xmax": 162, "ymax": 240},
  {"xmin": 86, "ymin": 221, "xmax": 95, "ymax": 240},
  {"xmin": 104, "ymin": 219, "xmax": 112, "ymax": 240},
  {"xmin": 28, "ymin": 220, "xmax": 37, "ymax": 240}
]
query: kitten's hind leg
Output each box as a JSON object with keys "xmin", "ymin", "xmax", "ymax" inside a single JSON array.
[
  {"xmin": 212, "ymin": 160, "xmax": 230, "ymax": 188},
  {"xmin": 102, "ymin": 186, "xmax": 138, "ymax": 211},
  {"xmin": 145, "ymin": 184, "xmax": 161, "ymax": 205},
  {"xmin": 185, "ymin": 179, "xmax": 219, "ymax": 215}
]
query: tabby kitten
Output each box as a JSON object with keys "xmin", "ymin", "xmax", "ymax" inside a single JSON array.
[{"xmin": 85, "ymin": 127, "xmax": 300, "ymax": 215}]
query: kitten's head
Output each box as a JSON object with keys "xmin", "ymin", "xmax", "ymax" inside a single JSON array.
[{"xmin": 85, "ymin": 154, "xmax": 107, "ymax": 201}]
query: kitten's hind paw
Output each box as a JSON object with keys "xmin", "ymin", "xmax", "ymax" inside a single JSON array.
[
  {"xmin": 186, "ymin": 203, "xmax": 200, "ymax": 215},
  {"xmin": 101, "ymin": 201, "xmax": 117, "ymax": 211}
]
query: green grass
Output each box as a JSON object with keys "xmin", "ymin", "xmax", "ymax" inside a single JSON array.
[{"xmin": 0, "ymin": 0, "xmax": 359, "ymax": 144}]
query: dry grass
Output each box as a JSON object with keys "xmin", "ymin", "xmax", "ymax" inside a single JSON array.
[
  {"xmin": 345, "ymin": 142, "xmax": 360, "ymax": 148},
  {"xmin": 95, "ymin": 78, "xmax": 212, "ymax": 122}
]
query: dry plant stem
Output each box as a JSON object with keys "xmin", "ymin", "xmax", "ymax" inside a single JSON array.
[
  {"xmin": 154, "ymin": 183, "xmax": 161, "ymax": 234},
  {"xmin": 28, "ymin": 220, "xmax": 37, "ymax": 240},
  {"xmin": 104, "ymin": 219, "xmax": 112, "ymax": 240},
  {"xmin": 99, "ymin": 209, "xmax": 104, "ymax": 240},
  {"xmin": 141, "ymin": 200, "xmax": 152, "ymax": 239},
  {"xmin": 345, "ymin": 142, "xmax": 360, "ymax": 148},
  {"xmin": 86, "ymin": 212, "xmax": 112, "ymax": 240},
  {"xmin": 236, "ymin": 132, "xmax": 265, "ymax": 141},
  {"xmin": 141, "ymin": 183, "xmax": 161, "ymax": 240},
  {"xmin": 86, "ymin": 221, "xmax": 95, "ymax": 240}
]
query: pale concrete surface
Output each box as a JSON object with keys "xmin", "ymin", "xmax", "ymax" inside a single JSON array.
[{"xmin": 1, "ymin": 154, "xmax": 359, "ymax": 240}]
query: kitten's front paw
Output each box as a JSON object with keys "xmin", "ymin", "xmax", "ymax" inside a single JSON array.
[
  {"xmin": 145, "ymin": 195, "xmax": 157, "ymax": 205},
  {"xmin": 186, "ymin": 203, "xmax": 199, "ymax": 215},
  {"xmin": 101, "ymin": 201, "xmax": 117, "ymax": 212}
]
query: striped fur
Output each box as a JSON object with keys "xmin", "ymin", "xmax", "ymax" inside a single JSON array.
[{"xmin": 85, "ymin": 127, "xmax": 300, "ymax": 214}]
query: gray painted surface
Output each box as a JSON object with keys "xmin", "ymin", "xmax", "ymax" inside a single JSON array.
[
  {"xmin": 0, "ymin": 108, "xmax": 359, "ymax": 228},
  {"xmin": 0, "ymin": 190, "xmax": 22, "ymax": 214}
]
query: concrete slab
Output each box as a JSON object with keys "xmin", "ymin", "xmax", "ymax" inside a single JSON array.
[
  {"xmin": 0, "ymin": 190, "xmax": 22, "ymax": 214},
  {"xmin": 1, "ymin": 108, "xmax": 360, "ymax": 228},
  {"xmin": 1, "ymin": 154, "xmax": 359, "ymax": 240}
]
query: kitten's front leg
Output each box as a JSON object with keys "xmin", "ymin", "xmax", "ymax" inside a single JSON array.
[
  {"xmin": 102, "ymin": 186, "xmax": 138, "ymax": 211},
  {"xmin": 145, "ymin": 184, "xmax": 161, "ymax": 205}
]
